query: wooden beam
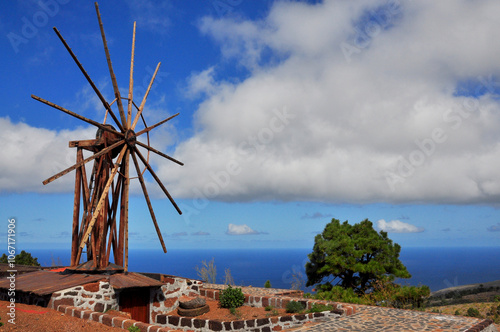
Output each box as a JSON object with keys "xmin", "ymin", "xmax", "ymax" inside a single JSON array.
[
  {"xmin": 31, "ymin": 95, "xmax": 124, "ymax": 137},
  {"xmin": 95, "ymin": 2, "xmax": 127, "ymax": 128},
  {"xmin": 79, "ymin": 144, "xmax": 128, "ymax": 249},
  {"xmin": 127, "ymin": 22, "xmax": 136, "ymax": 129},
  {"xmin": 136, "ymin": 113, "xmax": 179, "ymax": 137},
  {"xmin": 122, "ymin": 149, "xmax": 130, "ymax": 271},
  {"xmin": 131, "ymin": 150, "xmax": 167, "ymax": 253},
  {"xmin": 136, "ymin": 140, "xmax": 183, "ymax": 166},
  {"xmin": 71, "ymin": 148, "xmax": 83, "ymax": 267},
  {"xmin": 53, "ymin": 27, "xmax": 124, "ymax": 132},
  {"xmin": 134, "ymin": 147, "xmax": 182, "ymax": 215},
  {"xmin": 69, "ymin": 139, "xmax": 98, "ymax": 148},
  {"xmin": 131, "ymin": 62, "xmax": 161, "ymax": 130},
  {"xmin": 43, "ymin": 140, "xmax": 124, "ymax": 185}
]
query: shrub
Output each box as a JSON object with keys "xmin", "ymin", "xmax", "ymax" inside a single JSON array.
[
  {"xmin": 265, "ymin": 305, "xmax": 273, "ymax": 311},
  {"xmin": 219, "ymin": 285, "xmax": 245, "ymax": 309},
  {"xmin": 307, "ymin": 303, "xmax": 334, "ymax": 313},
  {"xmin": 454, "ymin": 309, "xmax": 460, "ymax": 315},
  {"xmin": 264, "ymin": 280, "xmax": 272, "ymax": 288},
  {"xmin": 286, "ymin": 300, "xmax": 305, "ymax": 313},
  {"xmin": 128, "ymin": 326, "xmax": 140, "ymax": 332},
  {"xmin": 466, "ymin": 307, "xmax": 481, "ymax": 318}
]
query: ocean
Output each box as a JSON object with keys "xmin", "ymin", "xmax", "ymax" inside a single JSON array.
[{"xmin": 24, "ymin": 247, "xmax": 500, "ymax": 292}]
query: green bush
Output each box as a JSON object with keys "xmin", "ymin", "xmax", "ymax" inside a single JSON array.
[
  {"xmin": 307, "ymin": 303, "xmax": 334, "ymax": 313},
  {"xmin": 219, "ymin": 285, "xmax": 245, "ymax": 309},
  {"xmin": 128, "ymin": 326, "xmax": 140, "ymax": 332},
  {"xmin": 265, "ymin": 305, "xmax": 273, "ymax": 311},
  {"xmin": 286, "ymin": 300, "xmax": 305, "ymax": 313},
  {"xmin": 264, "ymin": 280, "xmax": 272, "ymax": 288},
  {"xmin": 454, "ymin": 309, "xmax": 460, "ymax": 315},
  {"xmin": 466, "ymin": 307, "xmax": 481, "ymax": 318}
]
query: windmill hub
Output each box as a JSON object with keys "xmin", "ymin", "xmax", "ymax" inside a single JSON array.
[{"xmin": 125, "ymin": 129, "xmax": 136, "ymax": 147}]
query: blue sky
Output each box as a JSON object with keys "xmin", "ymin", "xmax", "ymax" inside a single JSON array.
[{"xmin": 1, "ymin": 0, "xmax": 500, "ymax": 252}]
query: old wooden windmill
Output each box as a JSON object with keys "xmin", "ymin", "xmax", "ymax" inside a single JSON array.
[{"xmin": 31, "ymin": 3, "xmax": 183, "ymax": 272}]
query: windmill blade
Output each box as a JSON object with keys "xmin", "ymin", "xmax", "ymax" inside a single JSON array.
[
  {"xmin": 95, "ymin": 2, "xmax": 127, "ymax": 128},
  {"xmin": 43, "ymin": 140, "xmax": 125, "ymax": 185},
  {"xmin": 31, "ymin": 95, "xmax": 124, "ymax": 137},
  {"xmin": 52, "ymin": 27, "xmax": 124, "ymax": 133},
  {"xmin": 133, "ymin": 147, "xmax": 182, "ymax": 215},
  {"xmin": 130, "ymin": 150, "xmax": 167, "ymax": 253},
  {"xmin": 136, "ymin": 113, "xmax": 180, "ymax": 136},
  {"xmin": 131, "ymin": 62, "xmax": 161, "ymax": 130},
  {"xmin": 79, "ymin": 144, "xmax": 128, "ymax": 249},
  {"xmin": 127, "ymin": 22, "xmax": 136, "ymax": 128},
  {"xmin": 135, "ymin": 140, "xmax": 183, "ymax": 166}
]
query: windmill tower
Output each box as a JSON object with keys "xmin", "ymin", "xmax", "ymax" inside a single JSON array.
[{"xmin": 32, "ymin": 3, "xmax": 183, "ymax": 272}]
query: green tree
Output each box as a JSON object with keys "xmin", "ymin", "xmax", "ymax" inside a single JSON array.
[
  {"xmin": 264, "ymin": 280, "xmax": 272, "ymax": 288},
  {"xmin": 0, "ymin": 250, "xmax": 40, "ymax": 266},
  {"xmin": 305, "ymin": 218, "xmax": 410, "ymax": 294}
]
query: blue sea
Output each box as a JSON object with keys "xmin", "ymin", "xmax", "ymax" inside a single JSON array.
[{"xmin": 24, "ymin": 247, "xmax": 500, "ymax": 292}]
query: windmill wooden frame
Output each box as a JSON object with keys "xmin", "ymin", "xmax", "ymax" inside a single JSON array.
[{"xmin": 31, "ymin": 3, "xmax": 183, "ymax": 272}]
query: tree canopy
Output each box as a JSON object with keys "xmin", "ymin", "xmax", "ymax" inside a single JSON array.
[
  {"xmin": 0, "ymin": 250, "xmax": 40, "ymax": 266},
  {"xmin": 305, "ymin": 218, "xmax": 410, "ymax": 294}
]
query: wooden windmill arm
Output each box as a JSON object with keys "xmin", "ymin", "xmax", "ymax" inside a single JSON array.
[{"xmin": 52, "ymin": 27, "xmax": 124, "ymax": 133}]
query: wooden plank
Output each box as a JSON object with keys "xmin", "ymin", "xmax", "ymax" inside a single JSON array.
[
  {"xmin": 122, "ymin": 149, "xmax": 130, "ymax": 271},
  {"xmin": 79, "ymin": 144, "xmax": 128, "ymax": 249},
  {"xmin": 69, "ymin": 139, "xmax": 98, "ymax": 148}
]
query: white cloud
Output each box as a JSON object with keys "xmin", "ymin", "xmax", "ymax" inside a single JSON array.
[
  {"xmin": 226, "ymin": 223, "xmax": 261, "ymax": 235},
  {"xmin": 160, "ymin": 0, "xmax": 500, "ymax": 205},
  {"xmin": 377, "ymin": 219, "xmax": 424, "ymax": 233},
  {"xmin": 0, "ymin": 117, "xmax": 95, "ymax": 193}
]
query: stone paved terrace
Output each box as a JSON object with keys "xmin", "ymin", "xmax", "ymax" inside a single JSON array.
[
  {"xmin": 212, "ymin": 284, "xmax": 499, "ymax": 332},
  {"xmin": 289, "ymin": 305, "xmax": 499, "ymax": 332}
]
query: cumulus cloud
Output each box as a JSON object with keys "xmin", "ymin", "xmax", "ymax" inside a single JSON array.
[
  {"xmin": 487, "ymin": 223, "xmax": 500, "ymax": 232},
  {"xmin": 159, "ymin": 0, "xmax": 500, "ymax": 205},
  {"xmin": 377, "ymin": 219, "xmax": 424, "ymax": 233},
  {"xmin": 226, "ymin": 223, "xmax": 264, "ymax": 235}
]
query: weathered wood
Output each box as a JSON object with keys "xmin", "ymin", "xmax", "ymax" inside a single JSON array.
[
  {"xmin": 79, "ymin": 144, "xmax": 128, "ymax": 249},
  {"xmin": 127, "ymin": 22, "xmax": 136, "ymax": 129},
  {"xmin": 53, "ymin": 27, "xmax": 124, "ymax": 132},
  {"xmin": 69, "ymin": 139, "xmax": 98, "ymax": 148},
  {"xmin": 134, "ymin": 147, "xmax": 182, "ymax": 215},
  {"xmin": 43, "ymin": 140, "xmax": 124, "ymax": 185},
  {"xmin": 31, "ymin": 95, "xmax": 124, "ymax": 137},
  {"xmin": 122, "ymin": 149, "xmax": 130, "ymax": 272},
  {"xmin": 131, "ymin": 150, "xmax": 167, "ymax": 253},
  {"xmin": 131, "ymin": 62, "xmax": 161, "ymax": 130},
  {"xmin": 136, "ymin": 140, "xmax": 183, "ymax": 166},
  {"xmin": 136, "ymin": 113, "xmax": 179, "ymax": 136},
  {"xmin": 71, "ymin": 148, "xmax": 83, "ymax": 266},
  {"xmin": 95, "ymin": 2, "xmax": 127, "ymax": 128}
]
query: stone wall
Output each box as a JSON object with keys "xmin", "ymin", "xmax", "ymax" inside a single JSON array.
[
  {"xmin": 48, "ymin": 281, "xmax": 118, "ymax": 313},
  {"xmin": 150, "ymin": 275, "xmax": 203, "ymax": 323}
]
